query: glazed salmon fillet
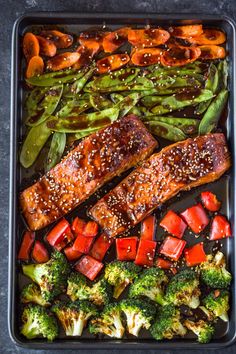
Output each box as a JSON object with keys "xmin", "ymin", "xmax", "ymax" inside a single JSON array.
[
  {"xmin": 20, "ymin": 115, "xmax": 157, "ymax": 231},
  {"xmin": 89, "ymin": 133, "xmax": 231, "ymax": 237}
]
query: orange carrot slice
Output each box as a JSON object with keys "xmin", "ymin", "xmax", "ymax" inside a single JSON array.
[
  {"xmin": 78, "ymin": 30, "xmax": 107, "ymax": 48},
  {"xmin": 25, "ymin": 55, "xmax": 44, "ymax": 78},
  {"xmin": 161, "ymin": 46, "xmax": 201, "ymax": 67},
  {"xmin": 73, "ymin": 42, "xmax": 100, "ymax": 69},
  {"xmin": 199, "ymin": 45, "xmax": 226, "ymax": 59},
  {"xmin": 47, "ymin": 52, "xmax": 80, "ymax": 71},
  {"xmin": 103, "ymin": 27, "xmax": 130, "ymax": 53},
  {"xmin": 36, "ymin": 35, "xmax": 57, "ymax": 57},
  {"xmin": 170, "ymin": 25, "xmax": 203, "ymax": 38},
  {"xmin": 96, "ymin": 53, "xmax": 130, "ymax": 74},
  {"xmin": 187, "ymin": 29, "xmax": 226, "ymax": 45},
  {"xmin": 128, "ymin": 28, "xmax": 170, "ymax": 47},
  {"xmin": 23, "ymin": 32, "xmax": 40, "ymax": 62},
  {"xmin": 131, "ymin": 48, "xmax": 163, "ymax": 66},
  {"xmin": 40, "ymin": 30, "xmax": 73, "ymax": 48}
]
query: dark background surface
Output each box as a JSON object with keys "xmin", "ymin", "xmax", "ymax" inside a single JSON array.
[{"xmin": 1, "ymin": 0, "xmax": 236, "ymax": 353}]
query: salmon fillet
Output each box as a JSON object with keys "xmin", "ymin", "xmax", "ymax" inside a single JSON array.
[
  {"xmin": 89, "ymin": 133, "xmax": 231, "ymax": 237},
  {"xmin": 20, "ymin": 115, "xmax": 157, "ymax": 231}
]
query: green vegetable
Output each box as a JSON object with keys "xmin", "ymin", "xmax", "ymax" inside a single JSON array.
[
  {"xmin": 201, "ymin": 289, "xmax": 230, "ymax": 322},
  {"xmin": 116, "ymin": 92, "xmax": 141, "ymax": 116},
  {"xmin": 147, "ymin": 61, "xmax": 204, "ymax": 77},
  {"xmin": 45, "ymin": 132, "xmax": 66, "ymax": 172},
  {"xmin": 184, "ymin": 319, "xmax": 214, "ymax": 343},
  {"xmin": 21, "ymin": 283, "xmax": 51, "ymax": 307},
  {"xmin": 63, "ymin": 66, "xmax": 95, "ymax": 97},
  {"xmin": 57, "ymin": 97, "xmax": 92, "ymax": 118},
  {"xmin": 110, "ymin": 93, "xmax": 125, "ymax": 103},
  {"xmin": 26, "ymin": 68, "xmax": 87, "ymax": 86},
  {"xmin": 141, "ymin": 95, "xmax": 166, "ymax": 109},
  {"xmin": 146, "ymin": 121, "xmax": 187, "ymax": 142},
  {"xmin": 218, "ymin": 60, "xmax": 228, "ymax": 91},
  {"xmin": 89, "ymin": 94, "xmax": 113, "ymax": 110},
  {"xmin": 144, "ymin": 116, "xmax": 199, "ymax": 135}
]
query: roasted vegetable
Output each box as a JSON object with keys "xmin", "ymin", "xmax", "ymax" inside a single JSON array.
[
  {"xmin": 199, "ymin": 45, "xmax": 226, "ymax": 60},
  {"xmin": 131, "ymin": 48, "xmax": 162, "ymax": 66},
  {"xmin": 187, "ymin": 29, "xmax": 226, "ymax": 45},
  {"xmin": 45, "ymin": 132, "xmax": 66, "ymax": 171},
  {"xmin": 26, "ymin": 55, "xmax": 44, "ymax": 79},
  {"xmin": 40, "ymin": 30, "xmax": 73, "ymax": 49},
  {"xmin": 170, "ymin": 25, "xmax": 203, "ymax": 39},
  {"xmin": 36, "ymin": 35, "xmax": 57, "ymax": 57},
  {"xmin": 201, "ymin": 289, "xmax": 230, "ymax": 322},
  {"xmin": 128, "ymin": 28, "xmax": 170, "ymax": 47},
  {"xmin": 161, "ymin": 46, "xmax": 201, "ymax": 67},
  {"xmin": 144, "ymin": 116, "xmax": 199, "ymax": 135},
  {"xmin": 184, "ymin": 319, "xmax": 214, "ymax": 343},
  {"xmin": 103, "ymin": 27, "xmax": 129, "ymax": 52},
  {"xmin": 21, "ymin": 283, "xmax": 51, "ymax": 307},
  {"xmin": 145, "ymin": 120, "xmax": 187, "ymax": 142},
  {"xmin": 96, "ymin": 53, "xmax": 130, "ymax": 74},
  {"xmin": 23, "ymin": 32, "xmax": 40, "ymax": 62}
]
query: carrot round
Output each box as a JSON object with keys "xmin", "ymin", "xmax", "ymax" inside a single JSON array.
[
  {"xmin": 23, "ymin": 32, "xmax": 40, "ymax": 62},
  {"xmin": 40, "ymin": 30, "xmax": 73, "ymax": 48},
  {"xmin": 47, "ymin": 52, "xmax": 80, "ymax": 71},
  {"xmin": 161, "ymin": 46, "xmax": 201, "ymax": 67},
  {"xmin": 73, "ymin": 42, "xmax": 100, "ymax": 69},
  {"xmin": 131, "ymin": 48, "xmax": 163, "ymax": 66},
  {"xmin": 96, "ymin": 53, "xmax": 130, "ymax": 74},
  {"xmin": 199, "ymin": 45, "xmax": 226, "ymax": 59},
  {"xmin": 79, "ymin": 30, "xmax": 107, "ymax": 48},
  {"xmin": 170, "ymin": 25, "xmax": 203, "ymax": 38},
  {"xmin": 103, "ymin": 27, "xmax": 130, "ymax": 53},
  {"xmin": 187, "ymin": 29, "xmax": 226, "ymax": 45},
  {"xmin": 25, "ymin": 55, "xmax": 44, "ymax": 78},
  {"xmin": 128, "ymin": 28, "xmax": 170, "ymax": 47},
  {"xmin": 36, "ymin": 35, "xmax": 57, "ymax": 57}
]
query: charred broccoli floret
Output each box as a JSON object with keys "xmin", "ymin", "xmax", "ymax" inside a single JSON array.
[
  {"xmin": 120, "ymin": 299, "xmax": 156, "ymax": 336},
  {"xmin": 165, "ymin": 269, "xmax": 200, "ymax": 308},
  {"xmin": 89, "ymin": 279, "xmax": 112, "ymax": 306},
  {"xmin": 200, "ymin": 290, "xmax": 230, "ymax": 322},
  {"xmin": 89, "ymin": 303, "xmax": 125, "ymax": 338},
  {"xmin": 21, "ymin": 283, "xmax": 51, "ymax": 307},
  {"xmin": 21, "ymin": 304, "xmax": 58, "ymax": 341},
  {"xmin": 51, "ymin": 300, "xmax": 98, "ymax": 336},
  {"xmin": 150, "ymin": 305, "xmax": 186, "ymax": 340},
  {"xmin": 22, "ymin": 251, "xmax": 70, "ymax": 302},
  {"xmin": 184, "ymin": 319, "xmax": 214, "ymax": 343},
  {"xmin": 128, "ymin": 268, "xmax": 168, "ymax": 305},
  {"xmin": 104, "ymin": 261, "xmax": 141, "ymax": 298},
  {"xmin": 200, "ymin": 251, "xmax": 232, "ymax": 288}
]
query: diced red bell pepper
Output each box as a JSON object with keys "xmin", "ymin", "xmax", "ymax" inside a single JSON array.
[
  {"xmin": 71, "ymin": 217, "xmax": 86, "ymax": 235},
  {"xmin": 18, "ymin": 231, "xmax": 35, "ymax": 261},
  {"xmin": 209, "ymin": 215, "xmax": 231, "ymax": 241},
  {"xmin": 181, "ymin": 203, "xmax": 209, "ymax": 234},
  {"xmin": 140, "ymin": 215, "xmax": 156, "ymax": 240},
  {"xmin": 201, "ymin": 191, "xmax": 221, "ymax": 212},
  {"xmin": 184, "ymin": 242, "xmax": 207, "ymax": 266},
  {"xmin": 32, "ymin": 241, "xmax": 49, "ymax": 263},
  {"xmin": 83, "ymin": 221, "xmax": 99, "ymax": 237},
  {"xmin": 46, "ymin": 218, "xmax": 74, "ymax": 251},
  {"xmin": 64, "ymin": 245, "xmax": 82, "ymax": 261},
  {"xmin": 116, "ymin": 237, "xmax": 138, "ymax": 261},
  {"xmin": 75, "ymin": 255, "xmax": 103, "ymax": 281},
  {"xmin": 89, "ymin": 233, "xmax": 113, "ymax": 261},
  {"xmin": 160, "ymin": 210, "xmax": 187, "ymax": 239},
  {"xmin": 155, "ymin": 257, "xmax": 174, "ymax": 270},
  {"xmin": 135, "ymin": 239, "xmax": 156, "ymax": 267},
  {"xmin": 73, "ymin": 233, "xmax": 94, "ymax": 254},
  {"xmin": 159, "ymin": 236, "xmax": 186, "ymax": 261}
]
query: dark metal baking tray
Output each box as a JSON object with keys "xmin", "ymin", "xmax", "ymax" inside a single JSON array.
[{"xmin": 9, "ymin": 12, "xmax": 236, "ymax": 349}]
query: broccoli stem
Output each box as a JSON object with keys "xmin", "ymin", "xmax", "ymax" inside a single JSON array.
[
  {"xmin": 113, "ymin": 279, "xmax": 130, "ymax": 299},
  {"xmin": 219, "ymin": 312, "xmax": 229, "ymax": 322},
  {"xmin": 21, "ymin": 318, "xmax": 39, "ymax": 339}
]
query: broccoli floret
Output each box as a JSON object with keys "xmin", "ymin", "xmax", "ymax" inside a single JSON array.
[
  {"xmin": 21, "ymin": 283, "xmax": 51, "ymax": 307},
  {"xmin": 165, "ymin": 269, "xmax": 200, "ymax": 309},
  {"xmin": 200, "ymin": 290, "xmax": 230, "ymax": 322},
  {"xmin": 21, "ymin": 304, "xmax": 58, "ymax": 341},
  {"xmin": 120, "ymin": 299, "xmax": 156, "ymax": 336},
  {"xmin": 184, "ymin": 319, "xmax": 214, "ymax": 343},
  {"xmin": 89, "ymin": 303, "xmax": 125, "ymax": 338},
  {"xmin": 104, "ymin": 261, "xmax": 141, "ymax": 299},
  {"xmin": 200, "ymin": 251, "xmax": 232, "ymax": 288},
  {"xmin": 150, "ymin": 305, "xmax": 186, "ymax": 340},
  {"xmin": 129, "ymin": 268, "xmax": 168, "ymax": 305},
  {"xmin": 89, "ymin": 279, "xmax": 112, "ymax": 306},
  {"xmin": 51, "ymin": 300, "xmax": 98, "ymax": 336},
  {"xmin": 22, "ymin": 251, "xmax": 70, "ymax": 302}
]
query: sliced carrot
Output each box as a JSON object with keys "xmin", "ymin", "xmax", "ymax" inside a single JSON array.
[
  {"xmin": 131, "ymin": 48, "xmax": 163, "ymax": 66},
  {"xmin": 187, "ymin": 29, "xmax": 226, "ymax": 45},
  {"xmin": 23, "ymin": 32, "xmax": 40, "ymax": 62},
  {"xmin": 26, "ymin": 55, "xmax": 44, "ymax": 78},
  {"xmin": 103, "ymin": 27, "xmax": 130, "ymax": 53},
  {"xmin": 128, "ymin": 28, "xmax": 170, "ymax": 47},
  {"xmin": 170, "ymin": 25, "xmax": 203, "ymax": 38},
  {"xmin": 78, "ymin": 30, "xmax": 107, "ymax": 48},
  {"xmin": 36, "ymin": 35, "xmax": 57, "ymax": 57},
  {"xmin": 96, "ymin": 53, "xmax": 130, "ymax": 74},
  {"xmin": 161, "ymin": 46, "xmax": 201, "ymax": 67},
  {"xmin": 73, "ymin": 42, "xmax": 100, "ymax": 69},
  {"xmin": 40, "ymin": 30, "xmax": 73, "ymax": 48},
  {"xmin": 47, "ymin": 52, "xmax": 80, "ymax": 71},
  {"xmin": 199, "ymin": 45, "xmax": 226, "ymax": 59}
]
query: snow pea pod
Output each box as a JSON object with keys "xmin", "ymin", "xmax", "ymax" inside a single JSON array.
[
  {"xmin": 141, "ymin": 95, "xmax": 168, "ymax": 109},
  {"xmin": 146, "ymin": 121, "xmax": 187, "ymax": 142},
  {"xmin": 25, "ymin": 87, "xmax": 49, "ymax": 115},
  {"xmin": 58, "ymin": 96, "xmax": 92, "ymax": 118},
  {"xmin": 147, "ymin": 61, "xmax": 204, "ymax": 76},
  {"xmin": 217, "ymin": 60, "xmax": 228, "ymax": 91},
  {"xmin": 110, "ymin": 93, "xmax": 124, "ymax": 103},
  {"xmin": 116, "ymin": 92, "xmax": 141, "ymax": 117},
  {"xmin": 63, "ymin": 66, "xmax": 95, "ymax": 98},
  {"xmin": 129, "ymin": 106, "xmax": 142, "ymax": 116},
  {"xmin": 198, "ymin": 89, "xmax": 228, "ymax": 135},
  {"xmin": 20, "ymin": 121, "xmax": 52, "ymax": 168},
  {"xmin": 90, "ymin": 94, "xmax": 113, "ymax": 110},
  {"xmin": 45, "ymin": 132, "xmax": 66, "ymax": 172},
  {"xmin": 143, "ymin": 116, "xmax": 199, "ymax": 135},
  {"xmin": 26, "ymin": 68, "xmax": 86, "ymax": 86},
  {"xmin": 25, "ymin": 85, "xmax": 63, "ymax": 126}
]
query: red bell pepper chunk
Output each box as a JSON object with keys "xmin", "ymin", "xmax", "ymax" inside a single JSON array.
[
  {"xmin": 135, "ymin": 239, "xmax": 156, "ymax": 267},
  {"xmin": 75, "ymin": 255, "xmax": 103, "ymax": 281},
  {"xmin": 181, "ymin": 203, "xmax": 209, "ymax": 234},
  {"xmin": 201, "ymin": 191, "xmax": 221, "ymax": 212},
  {"xmin": 209, "ymin": 215, "xmax": 231, "ymax": 241},
  {"xmin": 73, "ymin": 233, "xmax": 94, "ymax": 254},
  {"xmin": 184, "ymin": 242, "xmax": 207, "ymax": 266},
  {"xmin": 159, "ymin": 236, "xmax": 186, "ymax": 261},
  {"xmin": 160, "ymin": 210, "xmax": 187, "ymax": 239},
  {"xmin": 64, "ymin": 245, "xmax": 82, "ymax": 261},
  {"xmin": 32, "ymin": 241, "xmax": 49, "ymax": 263},
  {"xmin": 116, "ymin": 237, "xmax": 138, "ymax": 261},
  {"xmin": 83, "ymin": 221, "xmax": 99, "ymax": 237},
  {"xmin": 89, "ymin": 233, "xmax": 113, "ymax": 261},
  {"xmin": 155, "ymin": 257, "xmax": 174, "ymax": 270},
  {"xmin": 18, "ymin": 231, "xmax": 35, "ymax": 261},
  {"xmin": 71, "ymin": 217, "xmax": 86, "ymax": 235},
  {"xmin": 140, "ymin": 215, "xmax": 156, "ymax": 240},
  {"xmin": 46, "ymin": 218, "xmax": 74, "ymax": 251}
]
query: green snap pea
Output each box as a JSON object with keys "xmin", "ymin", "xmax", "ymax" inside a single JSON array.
[
  {"xmin": 89, "ymin": 94, "xmax": 113, "ymax": 110},
  {"xmin": 116, "ymin": 92, "xmax": 141, "ymax": 117},
  {"xmin": 26, "ymin": 68, "xmax": 87, "ymax": 86},
  {"xmin": 57, "ymin": 97, "xmax": 91, "ymax": 118},
  {"xmin": 110, "ymin": 93, "xmax": 124, "ymax": 103},
  {"xmin": 143, "ymin": 116, "xmax": 199, "ymax": 135},
  {"xmin": 141, "ymin": 95, "xmax": 169, "ymax": 109},
  {"xmin": 63, "ymin": 67, "xmax": 95, "ymax": 98},
  {"xmin": 146, "ymin": 121, "xmax": 187, "ymax": 141},
  {"xmin": 45, "ymin": 132, "xmax": 66, "ymax": 172},
  {"xmin": 129, "ymin": 106, "xmax": 142, "ymax": 116},
  {"xmin": 217, "ymin": 60, "xmax": 228, "ymax": 91}
]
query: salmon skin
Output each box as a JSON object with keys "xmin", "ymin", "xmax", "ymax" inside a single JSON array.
[
  {"xmin": 20, "ymin": 115, "xmax": 157, "ymax": 231},
  {"xmin": 89, "ymin": 133, "xmax": 231, "ymax": 238}
]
